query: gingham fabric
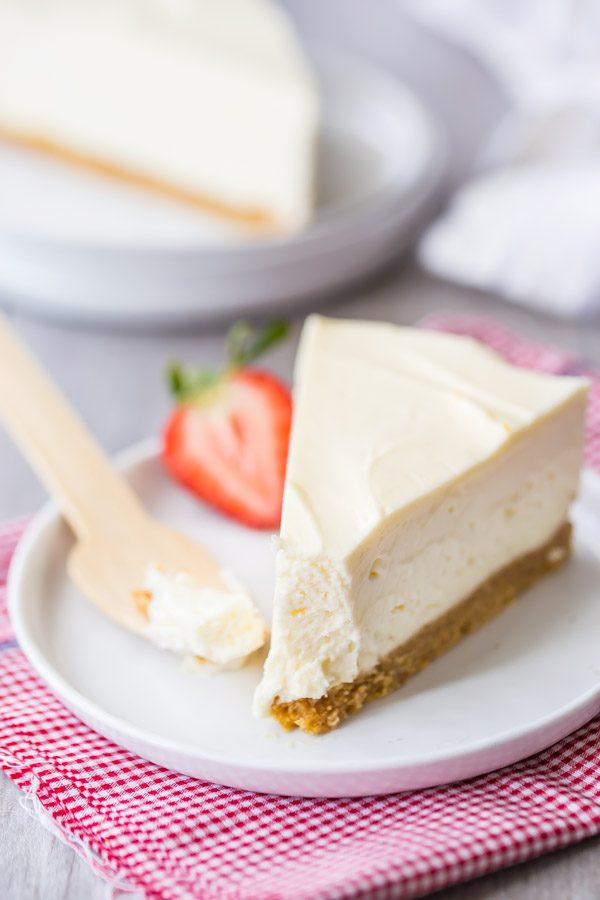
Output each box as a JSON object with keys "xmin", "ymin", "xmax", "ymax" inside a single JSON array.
[{"xmin": 2, "ymin": 319, "xmax": 600, "ymax": 900}]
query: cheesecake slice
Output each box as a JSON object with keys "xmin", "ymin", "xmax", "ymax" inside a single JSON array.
[
  {"xmin": 0, "ymin": 0, "xmax": 318, "ymax": 230},
  {"xmin": 254, "ymin": 316, "xmax": 588, "ymax": 733}
]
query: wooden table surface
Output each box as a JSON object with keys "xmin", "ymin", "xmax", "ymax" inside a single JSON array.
[{"xmin": 2, "ymin": 264, "xmax": 600, "ymax": 899}]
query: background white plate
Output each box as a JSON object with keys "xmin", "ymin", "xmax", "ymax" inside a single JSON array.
[
  {"xmin": 9, "ymin": 444, "xmax": 600, "ymax": 798},
  {"xmin": 0, "ymin": 50, "xmax": 445, "ymax": 326}
]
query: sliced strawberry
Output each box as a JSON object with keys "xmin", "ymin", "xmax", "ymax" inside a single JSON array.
[{"xmin": 162, "ymin": 321, "xmax": 292, "ymax": 529}]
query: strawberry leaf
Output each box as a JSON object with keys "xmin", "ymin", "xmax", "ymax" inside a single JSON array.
[
  {"xmin": 167, "ymin": 319, "xmax": 290, "ymax": 404},
  {"xmin": 167, "ymin": 364, "xmax": 220, "ymax": 402},
  {"xmin": 228, "ymin": 319, "xmax": 290, "ymax": 369}
]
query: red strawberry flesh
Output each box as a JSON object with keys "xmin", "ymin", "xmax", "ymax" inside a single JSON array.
[{"xmin": 163, "ymin": 369, "xmax": 292, "ymax": 529}]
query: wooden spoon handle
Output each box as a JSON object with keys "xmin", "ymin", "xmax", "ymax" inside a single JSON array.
[{"xmin": 0, "ymin": 313, "xmax": 144, "ymax": 537}]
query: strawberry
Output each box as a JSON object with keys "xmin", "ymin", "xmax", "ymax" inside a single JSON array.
[{"xmin": 162, "ymin": 320, "xmax": 292, "ymax": 529}]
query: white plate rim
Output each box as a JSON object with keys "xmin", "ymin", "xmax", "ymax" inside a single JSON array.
[{"xmin": 7, "ymin": 441, "xmax": 600, "ymax": 796}]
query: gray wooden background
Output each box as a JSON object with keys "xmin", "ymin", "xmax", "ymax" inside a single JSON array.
[{"xmin": 2, "ymin": 2, "xmax": 599, "ymax": 897}]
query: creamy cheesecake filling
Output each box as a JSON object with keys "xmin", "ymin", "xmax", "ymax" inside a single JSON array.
[
  {"xmin": 141, "ymin": 565, "xmax": 267, "ymax": 667},
  {"xmin": 253, "ymin": 317, "xmax": 588, "ymax": 722},
  {"xmin": 254, "ymin": 401, "xmax": 584, "ymax": 713},
  {"xmin": 270, "ymin": 523, "xmax": 572, "ymax": 734},
  {"xmin": 276, "ymin": 319, "xmax": 588, "ymax": 561},
  {"xmin": 0, "ymin": 0, "xmax": 318, "ymax": 228}
]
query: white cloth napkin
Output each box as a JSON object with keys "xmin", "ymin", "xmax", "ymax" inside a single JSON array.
[{"xmin": 405, "ymin": 0, "xmax": 600, "ymax": 317}]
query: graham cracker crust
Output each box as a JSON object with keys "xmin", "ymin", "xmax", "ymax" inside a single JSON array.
[
  {"xmin": 0, "ymin": 128, "xmax": 278, "ymax": 231},
  {"xmin": 271, "ymin": 522, "xmax": 572, "ymax": 735}
]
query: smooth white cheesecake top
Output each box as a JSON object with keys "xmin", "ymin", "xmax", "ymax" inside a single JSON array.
[
  {"xmin": 282, "ymin": 316, "xmax": 588, "ymax": 560},
  {"xmin": 0, "ymin": 0, "xmax": 318, "ymax": 227},
  {"xmin": 17, "ymin": 0, "xmax": 313, "ymax": 73}
]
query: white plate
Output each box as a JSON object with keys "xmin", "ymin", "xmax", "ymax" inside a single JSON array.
[
  {"xmin": 0, "ymin": 49, "xmax": 445, "ymax": 326},
  {"xmin": 9, "ymin": 443, "xmax": 600, "ymax": 798}
]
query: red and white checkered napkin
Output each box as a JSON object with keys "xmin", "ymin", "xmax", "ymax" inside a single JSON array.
[{"xmin": 2, "ymin": 318, "xmax": 600, "ymax": 900}]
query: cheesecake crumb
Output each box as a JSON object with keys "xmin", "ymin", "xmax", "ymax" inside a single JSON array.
[{"xmin": 133, "ymin": 589, "xmax": 153, "ymax": 617}]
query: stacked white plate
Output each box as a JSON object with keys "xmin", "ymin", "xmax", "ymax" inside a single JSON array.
[{"xmin": 0, "ymin": 49, "xmax": 446, "ymax": 326}]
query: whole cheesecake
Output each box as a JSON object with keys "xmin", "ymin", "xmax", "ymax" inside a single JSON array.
[
  {"xmin": 0, "ymin": 0, "xmax": 319, "ymax": 231},
  {"xmin": 254, "ymin": 316, "xmax": 588, "ymax": 733}
]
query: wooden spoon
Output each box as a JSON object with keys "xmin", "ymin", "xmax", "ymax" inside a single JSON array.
[{"xmin": 0, "ymin": 313, "xmax": 227, "ymax": 636}]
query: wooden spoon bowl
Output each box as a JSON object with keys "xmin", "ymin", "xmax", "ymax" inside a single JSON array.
[{"xmin": 0, "ymin": 312, "xmax": 228, "ymax": 638}]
